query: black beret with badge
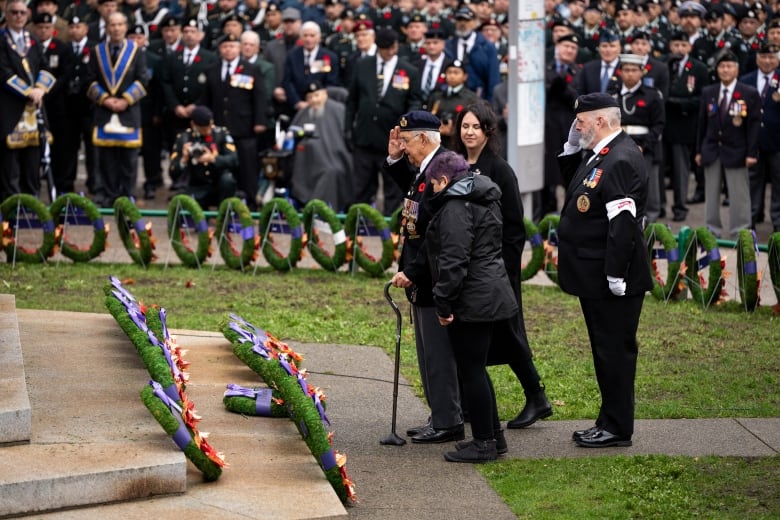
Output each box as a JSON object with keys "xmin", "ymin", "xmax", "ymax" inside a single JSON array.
[
  {"xmin": 305, "ymin": 80, "xmax": 324, "ymax": 94},
  {"xmin": 33, "ymin": 12, "xmax": 53, "ymax": 24},
  {"xmin": 216, "ymin": 32, "xmax": 240, "ymax": 46},
  {"xmin": 446, "ymin": 59, "xmax": 468, "ymax": 72},
  {"xmin": 376, "ymin": 27, "xmax": 398, "ymax": 49},
  {"xmin": 574, "ymin": 92, "xmax": 620, "ymax": 113},
  {"xmin": 715, "ymin": 50, "xmax": 739, "ymax": 66},
  {"xmin": 191, "ymin": 105, "xmax": 213, "ymax": 126},
  {"xmin": 558, "ymin": 33, "xmax": 580, "ymax": 45},
  {"xmin": 160, "ymin": 13, "xmax": 180, "ymax": 28},
  {"xmin": 130, "ymin": 23, "xmax": 148, "ymax": 37},
  {"xmin": 398, "ymin": 110, "xmax": 441, "ymax": 131},
  {"xmin": 221, "ymin": 12, "xmax": 245, "ymax": 29},
  {"xmin": 183, "ymin": 16, "xmax": 204, "ymax": 31}
]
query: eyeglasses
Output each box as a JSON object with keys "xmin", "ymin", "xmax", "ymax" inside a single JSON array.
[
  {"xmin": 9, "ymin": 10, "xmax": 27, "ymax": 15},
  {"xmin": 399, "ymin": 133, "xmax": 421, "ymax": 145}
]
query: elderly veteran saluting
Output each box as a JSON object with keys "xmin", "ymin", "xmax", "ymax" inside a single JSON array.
[{"xmin": 556, "ymin": 93, "xmax": 653, "ymax": 448}]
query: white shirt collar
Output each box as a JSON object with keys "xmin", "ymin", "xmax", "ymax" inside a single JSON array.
[
  {"xmin": 589, "ymin": 129, "xmax": 622, "ymax": 155},
  {"xmin": 419, "ymin": 145, "xmax": 441, "ymax": 174}
]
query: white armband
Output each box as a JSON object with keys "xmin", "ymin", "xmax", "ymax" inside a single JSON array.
[{"xmin": 605, "ymin": 198, "xmax": 636, "ymax": 221}]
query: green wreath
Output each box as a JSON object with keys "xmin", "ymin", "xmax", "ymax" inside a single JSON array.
[
  {"xmin": 223, "ymin": 384, "xmax": 289, "ymax": 418},
  {"xmin": 520, "ymin": 217, "xmax": 545, "ymax": 281},
  {"xmin": 682, "ymin": 227, "xmax": 725, "ymax": 309},
  {"xmin": 114, "ymin": 197, "xmax": 155, "ymax": 267},
  {"xmin": 141, "ymin": 382, "xmax": 225, "ymax": 481},
  {"xmin": 344, "ymin": 203, "xmax": 394, "ymax": 277},
  {"xmin": 301, "ymin": 199, "xmax": 346, "ymax": 271},
  {"xmin": 1, "ymin": 194, "xmax": 56, "ymax": 263},
  {"xmin": 537, "ymin": 214, "xmax": 561, "ymax": 285},
  {"xmin": 49, "ymin": 193, "xmax": 107, "ymax": 262},
  {"xmin": 644, "ymin": 223, "xmax": 683, "ymax": 302},
  {"xmin": 768, "ymin": 232, "xmax": 780, "ymax": 307},
  {"xmin": 216, "ymin": 197, "xmax": 257, "ymax": 271},
  {"xmin": 736, "ymin": 229, "xmax": 759, "ymax": 312},
  {"xmin": 258, "ymin": 197, "xmax": 303, "ymax": 271},
  {"xmin": 167, "ymin": 195, "xmax": 211, "ymax": 268}
]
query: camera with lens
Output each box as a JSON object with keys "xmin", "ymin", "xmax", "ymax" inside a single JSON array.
[{"xmin": 189, "ymin": 142, "xmax": 208, "ymax": 164}]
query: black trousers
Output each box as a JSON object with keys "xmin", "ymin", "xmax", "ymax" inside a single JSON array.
[
  {"xmin": 579, "ymin": 294, "xmax": 644, "ymax": 438},
  {"xmin": 94, "ymin": 145, "xmax": 139, "ymax": 205},
  {"xmin": 0, "ymin": 145, "xmax": 40, "ymax": 201},
  {"xmin": 141, "ymin": 121, "xmax": 163, "ymax": 190},
  {"xmin": 60, "ymin": 112, "xmax": 96, "ymax": 194},
  {"xmin": 668, "ymin": 143, "xmax": 692, "ymax": 218},
  {"xmin": 750, "ymin": 151, "xmax": 780, "ymax": 228},
  {"xmin": 353, "ymin": 146, "xmax": 404, "ymax": 216},
  {"xmin": 234, "ymin": 135, "xmax": 259, "ymax": 210}
]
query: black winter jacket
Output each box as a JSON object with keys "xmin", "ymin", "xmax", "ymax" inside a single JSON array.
[{"xmin": 425, "ymin": 174, "xmax": 518, "ymax": 322}]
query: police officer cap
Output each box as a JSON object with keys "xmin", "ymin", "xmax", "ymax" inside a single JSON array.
[
  {"xmin": 305, "ymin": 80, "xmax": 325, "ymax": 94},
  {"xmin": 678, "ymin": 1, "xmax": 706, "ymax": 17},
  {"xmin": 757, "ymin": 42, "xmax": 779, "ymax": 54},
  {"xmin": 130, "ymin": 23, "xmax": 148, "ymax": 37},
  {"xmin": 282, "ymin": 7, "xmax": 301, "ymax": 21},
  {"xmin": 574, "ymin": 93, "xmax": 619, "ymax": 114},
  {"xmin": 406, "ymin": 13, "xmax": 426, "ymax": 26},
  {"xmin": 618, "ymin": 53, "xmax": 644, "ymax": 67},
  {"xmin": 558, "ymin": 33, "xmax": 580, "ymax": 45},
  {"xmin": 715, "ymin": 50, "xmax": 738, "ymax": 66},
  {"xmin": 221, "ymin": 13, "xmax": 245, "ymax": 28},
  {"xmin": 398, "ymin": 110, "xmax": 441, "ymax": 131},
  {"xmin": 446, "ymin": 59, "xmax": 468, "ymax": 72},
  {"xmin": 160, "ymin": 14, "xmax": 180, "ymax": 27},
  {"xmin": 376, "ymin": 28, "xmax": 398, "ymax": 49},
  {"xmin": 454, "ymin": 7, "xmax": 476, "ymax": 21},
  {"xmin": 216, "ymin": 32, "xmax": 240, "ymax": 45},
  {"xmin": 191, "ymin": 106, "xmax": 213, "ymax": 126},
  {"xmin": 32, "ymin": 12, "xmax": 53, "ymax": 24},
  {"xmin": 354, "ymin": 19, "xmax": 373, "ymax": 32},
  {"xmin": 669, "ymin": 30, "xmax": 688, "ymax": 42},
  {"xmin": 598, "ymin": 28, "xmax": 620, "ymax": 43},
  {"xmin": 425, "ymin": 28, "xmax": 447, "ymax": 40},
  {"xmin": 629, "ymin": 29, "xmax": 650, "ymax": 41},
  {"xmin": 183, "ymin": 16, "xmax": 204, "ymax": 30}
]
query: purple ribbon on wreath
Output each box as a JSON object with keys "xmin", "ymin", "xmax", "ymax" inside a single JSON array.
[
  {"xmin": 744, "ymin": 261, "xmax": 757, "ymax": 275},
  {"xmin": 380, "ymin": 228, "xmax": 391, "ymax": 241},
  {"xmin": 291, "ymin": 225, "xmax": 303, "ymax": 239},
  {"xmin": 134, "ymin": 219, "xmax": 147, "ymax": 233},
  {"xmin": 150, "ymin": 381, "xmax": 191, "ymax": 450},
  {"xmin": 42, "ymin": 220, "xmax": 55, "ymax": 232},
  {"xmin": 94, "ymin": 218, "xmax": 105, "ymax": 231},
  {"xmin": 196, "ymin": 220, "xmax": 208, "ymax": 233},
  {"xmin": 159, "ymin": 308, "xmax": 170, "ymax": 341},
  {"xmin": 241, "ymin": 226, "xmax": 254, "ymax": 240},
  {"xmin": 529, "ymin": 233, "xmax": 543, "ymax": 248},
  {"xmin": 319, "ymin": 449, "xmax": 337, "ymax": 471},
  {"xmin": 313, "ymin": 391, "xmax": 329, "ymax": 426},
  {"xmin": 224, "ymin": 384, "xmax": 273, "ymax": 416}
]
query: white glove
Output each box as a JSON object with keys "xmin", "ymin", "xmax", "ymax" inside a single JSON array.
[
  {"xmin": 566, "ymin": 120, "xmax": 581, "ymax": 147},
  {"xmin": 607, "ymin": 276, "xmax": 626, "ymax": 296}
]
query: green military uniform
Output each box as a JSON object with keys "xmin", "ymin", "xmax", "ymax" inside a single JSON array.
[{"xmin": 170, "ymin": 126, "xmax": 239, "ymax": 208}]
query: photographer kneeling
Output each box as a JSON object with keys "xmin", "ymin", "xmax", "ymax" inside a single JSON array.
[{"xmin": 170, "ymin": 106, "xmax": 239, "ymax": 209}]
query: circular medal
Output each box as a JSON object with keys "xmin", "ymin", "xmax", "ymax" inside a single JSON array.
[
  {"xmin": 576, "ymin": 194, "xmax": 590, "ymax": 213},
  {"xmin": 773, "ymin": 91, "xmax": 780, "ymax": 102},
  {"xmin": 198, "ymin": 73, "xmax": 207, "ymax": 84},
  {"xmin": 406, "ymin": 221, "xmax": 416, "ymax": 234},
  {"xmin": 732, "ymin": 116, "xmax": 743, "ymax": 127}
]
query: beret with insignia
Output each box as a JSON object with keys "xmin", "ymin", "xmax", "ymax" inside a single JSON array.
[
  {"xmin": 574, "ymin": 92, "xmax": 619, "ymax": 113},
  {"xmin": 398, "ymin": 110, "xmax": 441, "ymax": 131}
]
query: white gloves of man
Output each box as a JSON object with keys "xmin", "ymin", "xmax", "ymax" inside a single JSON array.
[
  {"xmin": 607, "ymin": 276, "xmax": 626, "ymax": 296},
  {"xmin": 567, "ymin": 120, "xmax": 581, "ymax": 147}
]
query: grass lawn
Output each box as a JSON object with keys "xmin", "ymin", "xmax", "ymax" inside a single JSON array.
[{"xmin": 3, "ymin": 262, "xmax": 779, "ymax": 517}]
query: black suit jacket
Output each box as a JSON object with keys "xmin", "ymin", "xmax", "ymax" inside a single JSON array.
[
  {"xmin": 664, "ymin": 55, "xmax": 709, "ymax": 145},
  {"xmin": 556, "ymin": 132, "xmax": 653, "ymax": 298},
  {"xmin": 345, "ymin": 55, "xmax": 423, "ymax": 152},
  {"xmin": 199, "ymin": 59, "xmax": 268, "ymax": 138},
  {"xmin": 41, "ymin": 38, "xmax": 75, "ymax": 121},
  {"xmin": 575, "ymin": 58, "xmax": 621, "ymax": 95},
  {"xmin": 161, "ymin": 46, "xmax": 218, "ymax": 111},
  {"xmin": 282, "ymin": 45, "xmax": 341, "ymax": 109},
  {"xmin": 696, "ymin": 82, "xmax": 761, "ymax": 168},
  {"xmin": 0, "ymin": 31, "xmax": 51, "ymax": 135},
  {"xmin": 740, "ymin": 69, "xmax": 780, "ymax": 153}
]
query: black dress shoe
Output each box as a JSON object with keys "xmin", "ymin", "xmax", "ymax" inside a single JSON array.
[
  {"xmin": 575, "ymin": 428, "xmax": 632, "ymax": 448},
  {"xmin": 686, "ymin": 193, "xmax": 705, "ymax": 204},
  {"xmin": 144, "ymin": 187, "xmax": 156, "ymax": 200},
  {"xmin": 506, "ymin": 388, "xmax": 553, "ymax": 429},
  {"xmin": 406, "ymin": 418, "xmax": 431, "ymax": 437},
  {"xmin": 571, "ymin": 425, "xmax": 599, "ymax": 441},
  {"xmin": 672, "ymin": 213, "xmax": 687, "ymax": 222},
  {"xmin": 658, "ymin": 208, "xmax": 666, "ymax": 219},
  {"xmin": 411, "ymin": 424, "xmax": 465, "ymax": 444}
]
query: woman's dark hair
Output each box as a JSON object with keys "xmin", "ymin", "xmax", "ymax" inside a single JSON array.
[
  {"xmin": 425, "ymin": 151, "xmax": 471, "ymax": 184},
  {"xmin": 451, "ymin": 100, "xmax": 502, "ymax": 157}
]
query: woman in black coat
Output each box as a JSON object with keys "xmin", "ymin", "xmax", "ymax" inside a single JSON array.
[
  {"xmin": 425, "ymin": 151, "xmax": 518, "ymax": 463},
  {"xmin": 451, "ymin": 101, "xmax": 553, "ymax": 430}
]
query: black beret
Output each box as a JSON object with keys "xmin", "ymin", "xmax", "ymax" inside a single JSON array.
[
  {"xmin": 739, "ymin": 7, "xmax": 759, "ymax": 21},
  {"xmin": 376, "ymin": 27, "xmax": 398, "ymax": 49},
  {"xmin": 406, "ymin": 13, "xmax": 427, "ymax": 26},
  {"xmin": 446, "ymin": 59, "xmax": 468, "ymax": 72},
  {"xmin": 598, "ymin": 28, "xmax": 620, "ymax": 42},
  {"xmin": 32, "ymin": 12, "xmax": 53, "ymax": 24},
  {"xmin": 616, "ymin": 1, "xmax": 634, "ymax": 12},
  {"xmin": 305, "ymin": 80, "xmax": 324, "ymax": 94},
  {"xmin": 716, "ymin": 50, "xmax": 738, "ymax": 66},
  {"xmin": 584, "ymin": 1, "xmax": 602, "ymax": 11},
  {"xmin": 182, "ymin": 16, "xmax": 204, "ymax": 30},
  {"xmin": 398, "ymin": 110, "xmax": 441, "ymax": 131},
  {"xmin": 68, "ymin": 15, "xmax": 86, "ymax": 25},
  {"xmin": 221, "ymin": 13, "xmax": 245, "ymax": 28},
  {"xmin": 757, "ymin": 42, "xmax": 779, "ymax": 54},
  {"xmin": 341, "ymin": 8, "xmax": 356, "ymax": 19},
  {"xmin": 558, "ymin": 33, "xmax": 580, "ymax": 45},
  {"xmin": 130, "ymin": 23, "xmax": 148, "ymax": 37},
  {"xmin": 769, "ymin": 18, "xmax": 780, "ymax": 29},
  {"xmin": 629, "ymin": 29, "xmax": 650, "ymax": 41},
  {"xmin": 703, "ymin": 4, "xmax": 723, "ymax": 20},
  {"xmin": 669, "ymin": 30, "xmax": 688, "ymax": 42},
  {"xmin": 551, "ymin": 17, "xmax": 574, "ymax": 29},
  {"xmin": 574, "ymin": 93, "xmax": 619, "ymax": 114},
  {"xmin": 160, "ymin": 13, "xmax": 179, "ymax": 27},
  {"xmin": 751, "ymin": 1, "xmax": 766, "ymax": 12},
  {"xmin": 191, "ymin": 105, "xmax": 213, "ymax": 126},
  {"xmin": 266, "ymin": 2, "xmax": 280, "ymax": 12},
  {"xmin": 216, "ymin": 32, "xmax": 240, "ymax": 45},
  {"xmin": 425, "ymin": 28, "xmax": 447, "ymax": 40},
  {"xmin": 454, "ymin": 7, "xmax": 476, "ymax": 21}
]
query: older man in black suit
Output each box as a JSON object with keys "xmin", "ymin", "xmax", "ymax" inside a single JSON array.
[
  {"xmin": 345, "ymin": 28, "xmax": 423, "ymax": 214},
  {"xmin": 557, "ymin": 93, "xmax": 653, "ymax": 448},
  {"xmin": 0, "ymin": 0, "xmax": 57, "ymax": 201},
  {"xmin": 282, "ymin": 20, "xmax": 340, "ymax": 114},
  {"xmin": 199, "ymin": 32, "xmax": 268, "ymax": 210},
  {"xmin": 695, "ymin": 51, "xmax": 761, "ymax": 238}
]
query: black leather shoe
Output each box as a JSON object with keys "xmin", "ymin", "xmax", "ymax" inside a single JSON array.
[
  {"xmin": 571, "ymin": 425, "xmax": 599, "ymax": 441},
  {"xmin": 144, "ymin": 186, "xmax": 156, "ymax": 200},
  {"xmin": 406, "ymin": 418, "xmax": 431, "ymax": 437},
  {"xmin": 456, "ymin": 428, "xmax": 507, "ymax": 454},
  {"xmin": 575, "ymin": 428, "xmax": 632, "ymax": 448},
  {"xmin": 444, "ymin": 439, "xmax": 497, "ymax": 463},
  {"xmin": 672, "ymin": 213, "xmax": 687, "ymax": 222},
  {"xmin": 411, "ymin": 424, "xmax": 465, "ymax": 444},
  {"xmin": 506, "ymin": 388, "xmax": 553, "ymax": 429},
  {"xmin": 686, "ymin": 193, "xmax": 705, "ymax": 204},
  {"xmin": 658, "ymin": 208, "xmax": 666, "ymax": 219}
]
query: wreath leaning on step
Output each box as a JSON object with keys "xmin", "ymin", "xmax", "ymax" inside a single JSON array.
[
  {"xmin": 644, "ymin": 222, "xmax": 683, "ymax": 302},
  {"xmin": 520, "ymin": 217, "xmax": 544, "ymax": 281},
  {"xmin": 537, "ymin": 214, "xmax": 560, "ymax": 285},
  {"xmin": 736, "ymin": 229, "xmax": 759, "ymax": 312},
  {"xmin": 682, "ymin": 227, "xmax": 725, "ymax": 309}
]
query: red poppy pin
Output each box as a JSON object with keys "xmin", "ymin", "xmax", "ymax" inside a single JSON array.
[
  {"xmin": 83, "ymin": 46, "xmax": 90, "ymax": 56},
  {"xmin": 432, "ymin": 22, "xmax": 440, "ymax": 29},
  {"xmin": 565, "ymin": 73, "xmax": 573, "ymax": 83},
  {"xmin": 627, "ymin": 36, "xmax": 634, "ymax": 44},
  {"xmin": 419, "ymin": 46, "xmax": 425, "ymax": 55},
  {"xmin": 194, "ymin": 55, "xmax": 201, "ymax": 63},
  {"xmin": 455, "ymin": 104, "xmax": 463, "ymax": 112},
  {"xmin": 384, "ymin": 11, "xmax": 391, "ymax": 19},
  {"xmin": 651, "ymin": 27, "xmax": 657, "ymax": 33},
  {"xmin": 437, "ymin": 74, "xmax": 445, "ymax": 84},
  {"xmin": 204, "ymin": 134, "xmax": 213, "ymax": 143},
  {"xmin": 296, "ymin": 38, "xmax": 303, "ymax": 46},
  {"xmin": 751, "ymin": 41, "xmax": 759, "ymax": 50},
  {"xmin": 49, "ymin": 42, "xmax": 56, "ymax": 50},
  {"xmin": 275, "ymin": 33, "xmax": 282, "ymax": 39},
  {"xmin": 323, "ymin": 54, "xmax": 331, "ymax": 63},
  {"xmin": 593, "ymin": 32, "xmax": 599, "ymax": 41},
  {"xmin": 150, "ymin": 24, "xmax": 158, "ymax": 33},
  {"xmin": 644, "ymin": 63, "xmax": 652, "ymax": 72},
  {"xmin": 176, "ymin": 44, "xmax": 183, "ymax": 52},
  {"xmin": 685, "ymin": 61, "xmax": 692, "ymax": 70},
  {"xmin": 733, "ymin": 91, "xmax": 741, "ymax": 100},
  {"xmin": 418, "ymin": 182, "xmax": 425, "ymax": 192},
  {"xmin": 398, "ymin": 69, "xmax": 406, "ymax": 77},
  {"xmin": 600, "ymin": 20, "xmax": 606, "ymax": 28},
  {"xmin": 637, "ymin": 99, "xmax": 646, "ymax": 107},
  {"xmin": 207, "ymin": 3, "xmax": 214, "ymax": 9},
  {"xmin": 235, "ymin": 65, "xmax": 243, "ymax": 74},
  {"xmin": 600, "ymin": 147, "xmax": 609, "ymax": 155},
  {"xmin": 758, "ymin": 31, "xmax": 765, "ymax": 39},
  {"xmin": 717, "ymin": 40, "xmax": 725, "ymax": 48},
  {"xmin": 53, "ymin": 29, "xmax": 58, "ymax": 37}
]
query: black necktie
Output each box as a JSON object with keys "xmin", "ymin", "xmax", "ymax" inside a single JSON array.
[
  {"xmin": 111, "ymin": 45, "xmax": 120, "ymax": 65},
  {"xmin": 461, "ymin": 41, "xmax": 469, "ymax": 67},
  {"xmin": 761, "ymin": 75, "xmax": 770, "ymax": 102},
  {"xmin": 377, "ymin": 60, "xmax": 385, "ymax": 98},
  {"xmin": 304, "ymin": 51, "xmax": 310, "ymax": 74},
  {"xmin": 719, "ymin": 87, "xmax": 729, "ymax": 124}
]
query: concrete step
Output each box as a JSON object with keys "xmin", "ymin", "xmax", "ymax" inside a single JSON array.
[
  {"xmin": 0, "ymin": 294, "xmax": 31, "ymax": 445},
  {"xmin": 0, "ymin": 442, "xmax": 185, "ymax": 517}
]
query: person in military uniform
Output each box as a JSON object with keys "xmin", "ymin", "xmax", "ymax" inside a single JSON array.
[
  {"xmin": 557, "ymin": 93, "xmax": 653, "ymax": 448},
  {"xmin": 0, "ymin": 0, "xmax": 57, "ymax": 201},
  {"xmin": 345, "ymin": 27, "xmax": 423, "ymax": 214},
  {"xmin": 446, "ymin": 7, "xmax": 501, "ymax": 101},
  {"xmin": 204, "ymin": 0, "xmax": 244, "ymax": 49},
  {"xmin": 734, "ymin": 5, "xmax": 762, "ymax": 75},
  {"xmin": 170, "ymin": 104, "xmax": 237, "ymax": 208},
  {"xmin": 198, "ymin": 32, "xmax": 268, "ymax": 210},
  {"xmin": 320, "ymin": 0, "xmax": 344, "ymax": 40},
  {"xmin": 386, "ymin": 111, "xmax": 465, "ymax": 445},
  {"xmin": 281, "ymin": 20, "xmax": 340, "ymax": 114},
  {"xmin": 325, "ymin": 8, "xmax": 357, "ymax": 86},
  {"xmin": 694, "ymin": 3, "xmax": 747, "ymax": 81},
  {"xmin": 616, "ymin": 53, "xmax": 665, "ymax": 223},
  {"xmin": 61, "ymin": 14, "xmax": 97, "ymax": 194},
  {"xmin": 88, "ymin": 0, "xmax": 119, "ymax": 42},
  {"xmin": 695, "ymin": 51, "xmax": 761, "ymax": 238},
  {"xmin": 370, "ymin": 0, "xmax": 403, "ymax": 34},
  {"xmin": 132, "ymin": 0, "xmax": 168, "ymax": 41},
  {"xmin": 30, "ymin": 0, "xmax": 71, "ymax": 43},
  {"xmin": 262, "ymin": 7, "xmax": 302, "ymax": 118},
  {"xmin": 85, "ymin": 11, "xmax": 149, "ymax": 206},
  {"xmin": 33, "ymin": 11, "xmax": 74, "ymax": 194},
  {"xmin": 613, "ymin": 1, "xmax": 637, "ymax": 52},
  {"xmin": 644, "ymin": 0, "xmax": 671, "ymax": 42},
  {"xmin": 398, "ymin": 13, "xmax": 426, "ymax": 69},
  {"xmin": 627, "ymin": 28, "xmax": 669, "ymax": 97},
  {"xmin": 341, "ymin": 17, "xmax": 375, "ymax": 88},
  {"xmin": 426, "ymin": 59, "xmax": 478, "ymax": 148},
  {"xmin": 147, "ymin": 14, "xmax": 181, "ymax": 59},
  {"xmin": 255, "ymin": 1, "xmax": 283, "ymax": 43},
  {"xmin": 542, "ymin": 32, "xmax": 582, "ymax": 218},
  {"xmin": 580, "ymin": 2, "xmax": 606, "ymax": 57},
  {"xmin": 664, "ymin": 30, "xmax": 709, "ymax": 221},
  {"xmin": 418, "ymin": 28, "xmax": 451, "ymax": 108}
]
